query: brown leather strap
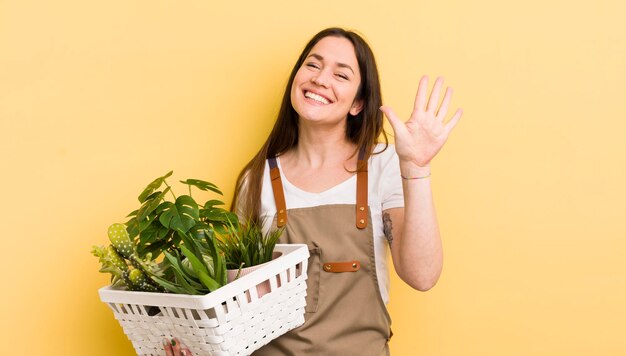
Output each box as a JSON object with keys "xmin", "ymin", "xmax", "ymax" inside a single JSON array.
[
  {"xmin": 268, "ymin": 158, "xmax": 287, "ymax": 227},
  {"xmin": 269, "ymin": 151, "xmax": 369, "ymax": 229},
  {"xmin": 322, "ymin": 260, "xmax": 361, "ymax": 273},
  {"xmin": 356, "ymin": 149, "xmax": 368, "ymax": 229}
]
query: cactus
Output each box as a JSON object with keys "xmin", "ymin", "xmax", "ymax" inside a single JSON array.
[
  {"xmin": 101, "ymin": 223, "xmax": 164, "ymax": 292},
  {"xmin": 93, "ymin": 243, "xmax": 162, "ymax": 292},
  {"xmin": 127, "ymin": 269, "xmax": 160, "ymax": 292},
  {"xmin": 108, "ymin": 223, "xmax": 134, "ymax": 259},
  {"xmin": 106, "ymin": 245, "xmax": 129, "ymax": 272},
  {"xmin": 92, "ymin": 245, "xmax": 127, "ymax": 287},
  {"xmin": 108, "ymin": 223, "xmax": 152, "ymax": 274}
]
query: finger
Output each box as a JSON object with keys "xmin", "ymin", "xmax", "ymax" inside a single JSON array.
[
  {"xmin": 436, "ymin": 87, "xmax": 453, "ymax": 121},
  {"xmin": 171, "ymin": 338, "xmax": 181, "ymax": 355},
  {"xmin": 380, "ymin": 105, "xmax": 405, "ymax": 135},
  {"xmin": 180, "ymin": 346, "xmax": 193, "ymax": 356},
  {"xmin": 413, "ymin": 75, "xmax": 429, "ymax": 113},
  {"xmin": 445, "ymin": 108, "xmax": 463, "ymax": 135},
  {"xmin": 163, "ymin": 338, "xmax": 174, "ymax": 356},
  {"xmin": 426, "ymin": 76, "xmax": 444, "ymax": 114}
]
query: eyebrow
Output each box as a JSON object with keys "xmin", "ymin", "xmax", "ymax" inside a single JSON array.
[{"xmin": 307, "ymin": 53, "xmax": 355, "ymax": 74}]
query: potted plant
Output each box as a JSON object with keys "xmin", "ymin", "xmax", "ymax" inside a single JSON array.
[
  {"xmin": 218, "ymin": 219, "xmax": 284, "ymax": 297},
  {"xmin": 92, "ymin": 171, "xmax": 236, "ymax": 295}
]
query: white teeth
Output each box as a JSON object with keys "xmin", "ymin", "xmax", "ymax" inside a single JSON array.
[{"xmin": 305, "ymin": 91, "xmax": 330, "ymax": 104}]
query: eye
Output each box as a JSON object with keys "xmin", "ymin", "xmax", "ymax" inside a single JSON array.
[
  {"xmin": 306, "ymin": 62, "xmax": 320, "ymax": 70},
  {"xmin": 336, "ymin": 73, "xmax": 349, "ymax": 80}
]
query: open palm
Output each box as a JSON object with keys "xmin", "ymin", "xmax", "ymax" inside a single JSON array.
[{"xmin": 381, "ymin": 76, "xmax": 462, "ymax": 167}]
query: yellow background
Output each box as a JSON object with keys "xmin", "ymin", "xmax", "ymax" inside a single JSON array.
[{"xmin": 1, "ymin": 0, "xmax": 625, "ymax": 355}]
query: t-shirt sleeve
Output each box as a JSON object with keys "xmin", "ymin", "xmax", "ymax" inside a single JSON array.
[{"xmin": 378, "ymin": 145, "xmax": 405, "ymax": 210}]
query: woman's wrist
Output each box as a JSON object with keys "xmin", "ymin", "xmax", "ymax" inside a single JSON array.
[{"xmin": 399, "ymin": 160, "xmax": 431, "ymax": 179}]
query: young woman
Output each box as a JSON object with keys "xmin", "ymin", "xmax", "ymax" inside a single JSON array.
[{"xmin": 164, "ymin": 27, "xmax": 462, "ymax": 356}]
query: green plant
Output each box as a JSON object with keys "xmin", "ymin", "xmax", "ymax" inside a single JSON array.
[
  {"xmin": 153, "ymin": 227, "xmax": 227, "ymax": 294},
  {"xmin": 217, "ymin": 219, "xmax": 283, "ymax": 271},
  {"xmin": 125, "ymin": 171, "xmax": 238, "ymax": 259},
  {"xmin": 92, "ymin": 171, "xmax": 235, "ymax": 294}
]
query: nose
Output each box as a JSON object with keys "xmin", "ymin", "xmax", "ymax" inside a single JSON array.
[{"xmin": 311, "ymin": 69, "xmax": 331, "ymax": 87}]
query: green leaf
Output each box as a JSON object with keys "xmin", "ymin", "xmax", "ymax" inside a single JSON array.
[
  {"xmin": 163, "ymin": 251, "xmax": 190, "ymax": 280},
  {"xmin": 139, "ymin": 215, "xmax": 155, "ymax": 232},
  {"xmin": 139, "ymin": 222, "xmax": 169, "ymax": 245},
  {"xmin": 129, "ymin": 214, "xmax": 156, "ymax": 240},
  {"xmin": 205, "ymin": 230, "xmax": 226, "ymax": 285},
  {"xmin": 150, "ymin": 275, "xmax": 188, "ymax": 294},
  {"xmin": 203, "ymin": 199, "xmax": 225, "ymax": 207},
  {"xmin": 180, "ymin": 179, "xmax": 223, "ymax": 195},
  {"xmin": 225, "ymin": 212, "xmax": 239, "ymax": 225},
  {"xmin": 126, "ymin": 217, "xmax": 140, "ymax": 238},
  {"xmin": 197, "ymin": 270, "xmax": 221, "ymax": 292},
  {"xmin": 180, "ymin": 256, "xmax": 199, "ymax": 279},
  {"xmin": 213, "ymin": 224, "xmax": 231, "ymax": 235},
  {"xmin": 180, "ymin": 245, "xmax": 208, "ymax": 276},
  {"xmin": 200, "ymin": 209, "xmax": 230, "ymax": 222},
  {"xmin": 190, "ymin": 222, "xmax": 210, "ymax": 240},
  {"xmin": 142, "ymin": 190, "xmax": 163, "ymax": 202},
  {"xmin": 158, "ymin": 195, "xmax": 199, "ymax": 233},
  {"xmin": 172, "ymin": 268, "xmax": 203, "ymax": 294},
  {"xmin": 137, "ymin": 239, "xmax": 168, "ymax": 259},
  {"xmin": 178, "ymin": 230, "xmax": 203, "ymax": 262},
  {"xmin": 137, "ymin": 187, "xmax": 170, "ymax": 221},
  {"xmin": 181, "ymin": 245, "xmax": 220, "ymax": 291},
  {"xmin": 163, "ymin": 252, "xmax": 204, "ymax": 293},
  {"xmin": 138, "ymin": 171, "xmax": 173, "ymax": 203}
]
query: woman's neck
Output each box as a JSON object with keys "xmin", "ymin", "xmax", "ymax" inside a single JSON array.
[{"xmin": 287, "ymin": 122, "xmax": 357, "ymax": 169}]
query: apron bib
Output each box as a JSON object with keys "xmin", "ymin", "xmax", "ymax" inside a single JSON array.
[{"xmin": 254, "ymin": 157, "xmax": 392, "ymax": 356}]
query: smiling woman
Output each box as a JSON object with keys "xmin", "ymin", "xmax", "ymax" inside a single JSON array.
[
  {"xmin": 165, "ymin": 27, "xmax": 462, "ymax": 356},
  {"xmin": 290, "ymin": 37, "xmax": 363, "ymax": 127}
]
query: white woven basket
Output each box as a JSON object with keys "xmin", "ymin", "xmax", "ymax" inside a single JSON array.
[{"xmin": 99, "ymin": 244, "xmax": 309, "ymax": 356}]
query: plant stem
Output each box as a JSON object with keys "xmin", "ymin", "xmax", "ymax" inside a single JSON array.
[{"xmin": 163, "ymin": 180, "xmax": 177, "ymax": 200}]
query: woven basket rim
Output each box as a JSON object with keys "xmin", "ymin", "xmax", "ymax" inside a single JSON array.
[{"xmin": 98, "ymin": 243, "xmax": 309, "ymax": 309}]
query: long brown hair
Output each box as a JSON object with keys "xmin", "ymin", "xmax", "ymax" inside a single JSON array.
[{"xmin": 231, "ymin": 27, "xmax": 388, "ymax": 222}]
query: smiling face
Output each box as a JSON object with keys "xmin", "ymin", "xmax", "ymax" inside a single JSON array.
[{"xmin": 290, "ymin": 36, "xmax": 363, "ymax": 128}]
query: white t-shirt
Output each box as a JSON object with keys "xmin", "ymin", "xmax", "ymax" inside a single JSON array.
[{"xmin": 260, "ymin": 143, "xmax": 404, "ymax": 304}]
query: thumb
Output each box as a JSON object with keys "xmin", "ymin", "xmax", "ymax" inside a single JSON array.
[{"xmin": 380, "ymin": 106, "xmax": 405, "ymax": 135}]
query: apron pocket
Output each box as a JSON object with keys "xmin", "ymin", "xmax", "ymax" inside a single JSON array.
[{"xmin": 305, "ymin": 246, "xmax": 321, "ymax": 313}]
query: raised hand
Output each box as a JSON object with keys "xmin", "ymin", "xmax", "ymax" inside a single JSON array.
[{"xmin": 380, "ymin": 76, "xmax": 462, "ymax": 167}]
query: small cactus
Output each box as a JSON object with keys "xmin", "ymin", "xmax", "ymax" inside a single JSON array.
[
  {"xmin": 92, "ymin": 245, "xmax": 127, "ymax": 287},
  {"xmin": 108, "ymin": 223, "xmax": 134, "ymax": 259},
  {"xmin": 127, "ymin": 269, "xmax": 160, "ymax": 292},
  {"xmin": 107, "ymin": 245, "xmax": 129, "ymax": 272},
  {"xmin": 102, "ymin": 223, "xmax": 163, "ymax": 292}
]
